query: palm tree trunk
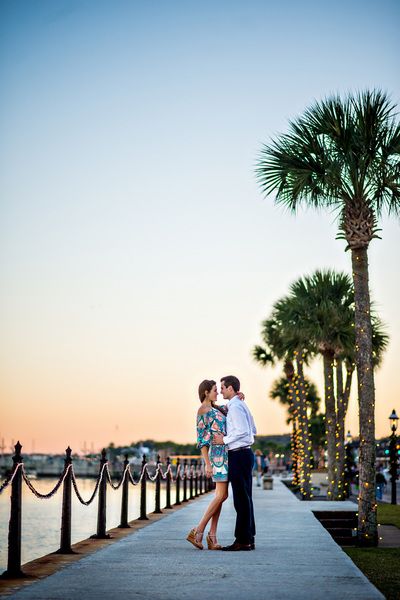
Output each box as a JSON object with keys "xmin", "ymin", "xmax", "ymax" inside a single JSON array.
[
  {"xmin": 291, "ymin": 419, "xmax": 299, "ymax": 486},
  {"xmin": 333, "ymin": 358, "xmax": 343, "ymax": 500},
  {"xmin": 323, "ymin": 351, "xmax": 337, "ymax": 499},
  {"xmin": 284, "ymin": 360, "xmax": 300, "ymax": 486},
  {"xmin": 336, "ymin": 362, "xmax": 354, "ymax": 500},
  {"xmin": 294, "ymin": 355, "xmax": 312, "ymax": 500},
  {"xmin": 351, "ymin": 247, "xmax": 377, "ymax": 546}
]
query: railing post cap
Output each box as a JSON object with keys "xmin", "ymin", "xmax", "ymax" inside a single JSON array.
[
  {"xmin": 13, "ymin": 441, "xmax": 23, "ymax": 462},
  {"xmin": 65, "ymin": 446, "xmax": 73, "ymax": 463}
]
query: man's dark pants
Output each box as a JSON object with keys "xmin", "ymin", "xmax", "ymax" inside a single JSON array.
[{"xmin": 228, "ymin": 448, "xmax": 256, "ymax": 545}]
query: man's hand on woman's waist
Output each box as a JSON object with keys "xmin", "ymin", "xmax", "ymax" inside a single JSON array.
[{"xmin": 212, "ymin": 433, "xmax": 224, "ymax": 445}]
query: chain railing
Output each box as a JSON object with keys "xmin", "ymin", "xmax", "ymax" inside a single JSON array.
[{"xmin": 0, "ymin": 441, "xmax": 213, "ymax": 579}]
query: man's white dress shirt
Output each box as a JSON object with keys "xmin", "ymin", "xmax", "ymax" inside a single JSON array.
[{"xmin": 223, "ymin": 395, "xmax": 257, "ymax": 450}]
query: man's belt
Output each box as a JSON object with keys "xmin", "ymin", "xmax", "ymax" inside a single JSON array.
[{"xmin": 228, "ymin": 445, "xmax": 252, "ymax": 452}]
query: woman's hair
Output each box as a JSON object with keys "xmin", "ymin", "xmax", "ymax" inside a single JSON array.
[{"xmin": 198, "ymin": 379, "xmax": 216, "ymax": 403}]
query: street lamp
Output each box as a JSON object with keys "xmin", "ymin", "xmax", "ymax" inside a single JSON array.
[
  {"xmin": 344, "ymin": 431, "xmax": 354, "ymax": 499},
  {"xmin": 388, "ymin": 409, "xmax": 399, "ymax": 505}
]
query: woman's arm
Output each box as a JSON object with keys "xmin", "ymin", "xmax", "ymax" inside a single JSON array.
[{"xmin": 201, "ymin": 446, "xmax": 213, "ymax": 478}]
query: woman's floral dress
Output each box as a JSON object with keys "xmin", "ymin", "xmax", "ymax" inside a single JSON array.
[{"xmin": 197, "ymin": 406, "xmax": 228, "ymax": 482}]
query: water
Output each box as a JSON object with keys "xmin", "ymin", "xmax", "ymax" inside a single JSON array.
[{"xmin": 0, "ymin": 477, "xmax": 166, "ymax": 573}]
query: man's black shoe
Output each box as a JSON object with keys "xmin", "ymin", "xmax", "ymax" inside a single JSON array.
[
  {"xmin": 250, "ymin": 543, "xmax": 255, "ymax": 550},
  {"xmin": 221, "ymin": 542, "xmax": 252, "ymax": 551}
]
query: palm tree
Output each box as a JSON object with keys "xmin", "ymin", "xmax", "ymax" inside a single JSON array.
[
  {"xmin": 287, "ymin": 270, "xmax": 388, "ymax": 499},
  {"xmin": 270, "ymin": 375, "xmax": 322, "ymax": 470},
  {"xmin": 256, "ymin": 90, "xmax": 399, "ymax": 545},
  {"xmin": 253, "ymin": 313, "xmax": 314, "ymax": 499},
  {"xmin": 269, "ymin": 374, "xmax": 299, "ymax": 483},
  {"xmin": 287, "ymin": 270, "xmax": 355, "ymax": 499},
  {"xmin": 334, "ymin": 316, "xmax": 388, "ymax": 498}
]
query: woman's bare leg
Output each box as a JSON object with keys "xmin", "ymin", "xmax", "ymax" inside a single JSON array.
[
  {"xmin": 196, "ymin": 482, "xmax": 228, "ymax": 535},
  {"xmin": 209, "ymin": 502, "xmax": 223, "ymax": 536}
]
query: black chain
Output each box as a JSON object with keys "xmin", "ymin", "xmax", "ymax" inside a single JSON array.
[
  {"xmin": 0, "ymin": 462, "xmax": 22, "ymax": 494},
  {"xmin": 71, "ymin": 463, "xmax": 105, "ymax": 506},
  {"xmin": 21, "ymin": 464, "xmax": 70, "ymax": 499},
  {"xmin": 105, "ymin": 464, "xmax": 129, "ymax": 490}
]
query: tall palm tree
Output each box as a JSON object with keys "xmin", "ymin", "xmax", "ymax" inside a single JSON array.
[
  {"xmin": 287, "ymin": 270, "xmax": 355, "ymax": 499},
  {"xmin": 334, "ymin": 316, "xmax": 388, "ymax": 498},
  {"xmin": 269, "ymin": 374, "xmax": 299, "ymax": 484},
  {"xmin": 253, "ymin": 312, "xmax": 314, "ymax": 499},
  {"xmin": 270, "ymin": 375, "xmax": 322, "ymax": 470},
  {"xmin": 256, "ymin": 90, "xmax": 399, "ymax": 545},
  {"xmin": 288, "ymin": 270, "xmax": 388, "ymax": 499}
]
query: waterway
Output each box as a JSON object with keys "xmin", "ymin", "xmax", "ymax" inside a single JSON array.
[{"xmin": 0, "ymin": 477, "xmax": 167, "ymax": 574}]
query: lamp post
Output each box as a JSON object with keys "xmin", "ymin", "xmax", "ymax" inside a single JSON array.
[
  {"xmin": 388, "ymin": 409, "xmax": 399, "ymax": 505},
  {"xmin": 344, "ymin": 431, "xmax": 353, "ymax": 499}
]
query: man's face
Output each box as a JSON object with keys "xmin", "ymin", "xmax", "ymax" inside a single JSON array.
[{"xmin": 221, "ymin": 381, "xmax": 234, "ymax": 400}]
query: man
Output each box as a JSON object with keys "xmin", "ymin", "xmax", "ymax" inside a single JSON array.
[{"xmin": 212, "ymin": 375, "xmax": 256, "ymax": 551}]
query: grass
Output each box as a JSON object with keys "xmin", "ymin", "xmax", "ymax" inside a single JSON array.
[
  {"xmin": 344, "ymin": 547, "xmax": 400, "ymax": 600},
  {"xmin": 343, "ymin": 506, "xmax": 400, "ymax": 598},
  {"xmin": 377, "ymin": 504, "xmax": 400, "ymax": 529}
]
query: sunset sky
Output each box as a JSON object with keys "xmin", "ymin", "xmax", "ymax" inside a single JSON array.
[{"xmin": 1, "ymin": 0, "xmax": 399, "ymax": 454}]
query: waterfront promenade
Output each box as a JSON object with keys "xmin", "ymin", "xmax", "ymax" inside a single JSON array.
[{"xmin": 2, "ymin": 478, "xmax": 383, "ymax": 600}]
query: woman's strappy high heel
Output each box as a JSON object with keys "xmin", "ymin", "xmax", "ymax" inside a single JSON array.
[
  {"xmin": 206, "ymin": 533, "xmax": 222, "ymax": 550},
  {"xmin": 186, "ymin": 528, "xmax": 204, "ymax": 549}
]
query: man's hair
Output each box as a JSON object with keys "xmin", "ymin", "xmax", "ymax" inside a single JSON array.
[{"xmin": 220, "ymin": 375, "xmax": 240, "ymax": 392}]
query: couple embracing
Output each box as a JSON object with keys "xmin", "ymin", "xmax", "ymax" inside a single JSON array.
[{"xmin": 186, "ymin": 375, "xmax": 257, "ymax": 551}]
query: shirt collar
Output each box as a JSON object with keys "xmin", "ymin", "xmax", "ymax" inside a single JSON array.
[{"xmin": 228, "ymin": 394, "xmax": 240, "ymax": 404}]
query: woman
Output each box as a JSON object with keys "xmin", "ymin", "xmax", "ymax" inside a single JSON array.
[{"xmin": 187, "ymin": 379, "xmax": 243, "ymax": 550}]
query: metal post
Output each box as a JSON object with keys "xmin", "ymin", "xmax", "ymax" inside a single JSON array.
[
  {"xmin": 175, "ymin": 458, "xmax": 181, "ymax": 505},
  {"xmin": 189, "ymin": 461, "xmax": 194, "ymax": 499},
  {"xmin": 194, "ymin": 460, "xmax": 199, "ymax": 497},
  {"xmin": 154, "ymin": 455, "xmax": 162, "ymax": 514},
  {"xmin": 139, "ymin": 455, "xmax": 149, "ymax": 520},
  {"xmin": 118, "ymin": 455, "xmax": 130, "ymax": 528},
  {"xmin": 199, "ymin": 463, "xmax": 203, "ymax": 494},
  {"xmin": 165, "ymin": 457, "xmax": 172, "ymax": 509},
  {"xmin": 182, "ymin": 459, "xmax": 188, "ymax": 502},
  {"xmin": 390, "ymin": 428, "xmax": 398, "ymax": 505},
  {"xmin": 91, "ymin": 449, "xmax": 110, "ymax": 539},
  {"xmin": 2, "ymin": 442, "xmax": 24, "ymax": 578},
  {"xmin": 58, "ymin": 446, "xmax": 73, "ymax": 553}
]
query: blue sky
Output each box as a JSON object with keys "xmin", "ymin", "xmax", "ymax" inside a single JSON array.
[{"xmin": 1, "ymin": 0, "xmax": 399, "ymax": 451}]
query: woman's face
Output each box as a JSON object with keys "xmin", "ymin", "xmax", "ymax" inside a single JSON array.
[{"xmin": 207, "ymin": 384, "xmax": 218, "ymax": 403}]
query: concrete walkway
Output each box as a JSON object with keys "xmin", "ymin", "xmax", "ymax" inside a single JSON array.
[{"xmin": 6, "ymin": 478, "xmax": 383, "ymax": 600}]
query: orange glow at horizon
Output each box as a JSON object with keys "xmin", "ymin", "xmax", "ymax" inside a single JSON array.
[{"xmin": 2, "ymin": 345, "xmax": 398, "ymax": 455}]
